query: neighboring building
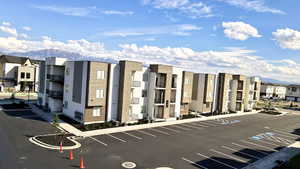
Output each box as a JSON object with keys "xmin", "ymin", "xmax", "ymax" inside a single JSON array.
[
  {"xmin": 118, "ymin": 60, "xmax": 148, "ymax": 123},
  {"xmin": 62, "ymin": 61, "xmax": 120, "ymax": 125},
  {"xmin": 147, "ymin": 64, "xmax": 183, "ymax": 121},
  {"xmin": 260, "ymin": 83, "xmax": 286, "ymax": 99},
  {"xmin": 190, "ymin": 73, "xmax": 216, "ymax": 114},
  {"xmin": 0, "ymin": 55, "xmax": 41, "ymax": 92},
  {"xmin": 244, "ymin": 77, "xmax": 261, "ymax": 111},
  {"xmin": 229, "ymin": 75, "xmax": 247, "ymax": 113},
  {"xmin": 38, "ymin": 57, "xmax": 67, "ymax": 112},
  {"xmin": 216, "ymin": 73, "xmax": 233, "ymax": 113},
  {"xmin": 286, "ymin": 85, "xmax": 300, "ymax": 102},
  {"xmin": 180, "ymin": 71, "xmax": 193, "ymax": 115}
]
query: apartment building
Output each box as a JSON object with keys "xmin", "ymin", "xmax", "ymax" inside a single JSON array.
[
  {"xmin": 286, "ymin": 85, "xmax": 300, "ymax": 102},
  {"xmin": 190, "ymin": 73, "xmax": 216, "ymax": 114},
  {"xmin": 244, "ymin": 77, "xmax": 261, "ymax": 111},
  {"xmin": 0, "ymin": 55, "xmax": 41, "ymax": 92},
  {"xmin": 216, "ymin": 73, "xmax": 233, "ymax": 113},
  {"xmin": 38, "ymin": 57, "xmax": 67, "ymax": 112},
  {"xmin": 180, "ymin": 71, "xmax": 193, "ymax": 115},
  {"xmin": 118, "ymin": 60, "xmax": 148, "ymax": 123},
  {"xmin": 260, "ymin": 83, "xmax": 286, "ymax": 99},
  {"xmin": 147, "ymin": 64, "xmax": 183, "ymax": 121}
]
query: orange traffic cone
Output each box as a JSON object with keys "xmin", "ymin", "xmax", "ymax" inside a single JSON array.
[
  {"xmin": 59, "ymin": 142, "xmax": 63, "ymax": 153},
  {"xmin": 80, "ymin": 156, "xmax": 85, "ymax": 169},
  {"xmin": 69, "ymin": 150, "xmax": 73, "ymax": 160}
]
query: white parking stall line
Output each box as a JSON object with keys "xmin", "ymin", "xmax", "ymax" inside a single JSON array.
[
  {"xmin": 221, "ymin": 146, "xmax": 261, "ymax": 160},
  {"xmin": 198, "ymin": 121, "xmax": 217, "ymax": 127},
  {"xmin": 181, "ymin": 157, "xmax": 208, "ymax": 169},
  {"xmin": 232, "ymin": 143, "xmax": 269, "ymax": 155},
  {"xmin": 190, "ymin": 123, "xmax": 209, "ymax": 128},
  {"xmin": 180, "ymin": 124, "xmax": 203, "ymax": 130},
  {"xmin": 89, "ymin": 136, "xmax": 108, "ymax": 146},
  {"xmin": 210, "ymin": 149, "xmax": 248, "ymax": 163},
  {"xmin": 265, "ymin": 135, "xmax": 288, "ymax": 145},
  {"xmin": 265, "ymin": 127, "xmax": 299, "ymax": 137},
  {"xmin": 272, "ymin": 132, "xmax": 298, "ymax": 140},
  {"xmin": 148, "ymin": 128, "xmax": 171, "ymax": 135},
  {"xmin": 254, "ymin": 138, "xmax": 282, "ymax": 147},
  {"xmin": 160, "ymin": 126, "xmax": 181, "ymax": 133},
  {"xmin": 123, "ymin": 132, "xmax": 142, "ymax": 140},
  {"xmin": 136, "ymin": 130, "xmax": 157, "ymax": 138},
  {"xmin": 170, "ymin": 125, "xmax": 192, "ymax": 131},
  {"xmin": 271, "ymin": 136, "xmax": 293, "ymax": 144},
  {"xmin": 240, "ymin": 140, "xmax": 277, "ymax": 152},
  {"xmin": 107, "ymin": 134, "xmax": 127, "ymax": 143},
  {"xmin": 196, "ymin": 153, "xmax": 238, "ymax": 169}
]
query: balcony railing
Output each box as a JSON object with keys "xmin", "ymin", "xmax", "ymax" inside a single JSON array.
[
  {"xmin": 47, "ymin": 74, "xmax": 64, "ymax": 83},
  {"xmin": 154, "ymin": 98, "xmax": 164, "ymax": 104},
  {"xmin": 170, "ymin": 97, "xmax": 176, "ymax": 103},
  {"xmin": 156, "ymin": 82, "xmax": 166, "ymax": 88},
  {"xmin": 131, "ymin": 81, "xmax": 141, "ymax": 88},
  {"xmin": 131, "ymin": 97, "xmax": 140, "ymax": 104},
  {"xmin": 48, "ymin": 90, "xmax": 63, "ymax": 99}
]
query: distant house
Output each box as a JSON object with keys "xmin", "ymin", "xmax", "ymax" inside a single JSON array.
[
  {"xmin": 260, "ymin": 83, "xmax": 286, "ymax": 99},
  {"xmin": 0, "ymin": 55, "xmax": 42, "ymax": 92},
  {"xmin": 286, "ymin": 85, "xmax": 300, "ymax": 102}
]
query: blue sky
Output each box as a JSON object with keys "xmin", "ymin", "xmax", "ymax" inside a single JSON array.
[{"xmin": 0, "ymin": 0, "xmax": 300, "ymax": 82}]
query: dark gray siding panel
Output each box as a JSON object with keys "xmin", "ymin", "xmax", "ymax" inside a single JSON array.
[
  {"xmin": 72, "ymin": 61, "xmax": 83, "ymax": 103},
  {"xmin": 39, "ymin": 62, "xmax": 45, "ymax": 93}
]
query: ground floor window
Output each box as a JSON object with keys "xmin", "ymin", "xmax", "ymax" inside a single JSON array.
[{"xmin": 92, "ymin": 107, "xmax": 101, "ymax": 117}]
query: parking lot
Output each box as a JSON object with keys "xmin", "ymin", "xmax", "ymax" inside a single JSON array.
[
  {"xmin": 77, "ymin": 113, "xmax": 300, "ymax": 169},
  {"xmin": 1, "ymin": 106, "xmax": 300, "ymax": 169}
]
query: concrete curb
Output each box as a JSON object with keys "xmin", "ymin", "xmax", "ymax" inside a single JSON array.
[
  {"xmin": 28, "ymin": 133, "xmax": 81, "ymax": 150},
  {"xmin": 243, "ymin": 142, "xmax": 300, "ymax": 169},
  {"xmin": 80, "ymin": 111, "xmax": 259, "ymax": 137}
]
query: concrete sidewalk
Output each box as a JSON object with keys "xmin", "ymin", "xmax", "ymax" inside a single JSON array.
[
  {"xmin": 30, "ymin": 103, "xmax": 259, "ymax": 137},
  {"xmin": 243, "ymin": 142, "xmax": 300, "ymax": 169}
]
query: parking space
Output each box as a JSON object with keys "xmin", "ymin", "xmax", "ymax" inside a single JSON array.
[{"xmin": 87, "ymin": 118, "xmax": 238, "ymax": 147}]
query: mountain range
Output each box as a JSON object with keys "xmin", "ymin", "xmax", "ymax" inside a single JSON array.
[{"xmin": 3, "ymin": 49, "xmax": 295, "ymax": 85}]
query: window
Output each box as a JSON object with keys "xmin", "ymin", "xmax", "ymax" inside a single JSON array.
[
  {"xmin": 96, "ymin": 89, "xmax": 104, "ymax": 98},
  {"xmin": 93, "ymin": 107, "xmax": 101, "ymax": 117},
  {"xmin": 142, "ymin": 90, "xmax": 147, "ymax": 97},
  {"xmin": 75, "ymin": 111, "xmax": 83, "ymax": 121},
  {"xmin": 66, "ymin": 67, "xmax": 70, "ymax": 76},
  {"xmin": 21, "ymin": 72, "xmax": 25, "ymax": 79},
  {"xmin": 292, "ymin": 87, "xmax": 297, "ymax": 92},
  {"xmin": 185, "ymin": 79, "xmax": 190, "ymax": 85},
  {"xmin": 64, "ymin": 101, "xmax": 68, "ymax": 108},
  {"xmin": 26, "ymin": 73, "xmax": 30, "ymax": 79},
  {"xmin": 96, "ymin": 70, "xmax": 105, "ymax": 80}
]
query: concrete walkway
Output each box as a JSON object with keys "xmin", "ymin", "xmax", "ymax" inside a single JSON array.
[
  {"xmin": 243, "ymin": 142, "xmax": 300, "ymax": 169},
  {"xmin": 30, "ymin": 104, "xmax": 260, "ymax": 137}
]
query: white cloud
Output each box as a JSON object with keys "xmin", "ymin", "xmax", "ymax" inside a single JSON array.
[
  {"xmin": 218, "ymin": 0, "xmax": 285, "ymax": 14},
  {"xmin": 222, "ymin": 21, "xmax": 262, "ymax": 40},
  {"xmin": 0, "ymin": 25, "xmax": 18, "ymax": 37},
  {"xmin": 19, "ymin": 33, "xmax": 29, "ymax": 39},
  {"xmin": 102, "ymin": 10, "xmax": 134, "ymax": 16},
  {"xmin": 272, "ymin": 28, "xmax": 300, "ymax": 50},
  {"xmin": 143, "ymin": 0, "xmax": 214, "ymax": 18},
  {"xmin": 99, "ymin": 24, "xmax": 202, "ymax": 37},
  {"xmin": 2, "ymin": 22, "xmax": 11, "ymax": 26},
  {"xmin": 22, "ymin": 26, "xmax": 32, "ymax": 31},
  {"xmin": 1, "ymin": 33, "xmax": 300, "ymax": 83},
  {"xmin": 32, "ymin": 5, "xmax": 95, "ymax": 17}
]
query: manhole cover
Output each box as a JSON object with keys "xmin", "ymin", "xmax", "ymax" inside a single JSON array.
[{"xmin": 122, "ymin": 161, "xmax": 136, "ymax": 168}]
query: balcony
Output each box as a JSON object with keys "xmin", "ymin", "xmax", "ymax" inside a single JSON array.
[
  {"xmin": 154, "ymin": 98, "xmax": 164, "ymax": 104},
  {"xmin": 47, "ymin": 74, "xmax": 64, "ymax": 83},
  {"xmin": 131, "ymin": 97, "xmax": 140, "ymax": 104},
  {"xmin": 131, "ymin": 81, "xmax": 141, "ymax": 88},
  {"xmin": 156, "ymin": 82, "xmax": 166, "ymax": 88},
  {"xmin": 48, "ymin": 90, "xmax": 63, "ymax": 99}
]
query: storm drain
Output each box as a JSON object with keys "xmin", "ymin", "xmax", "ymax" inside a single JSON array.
[{"xmin": 122, "ymin": 161, "xmax": 136, "ymax": 168}]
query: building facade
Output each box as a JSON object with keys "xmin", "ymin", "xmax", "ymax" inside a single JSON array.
[
  {"xmin": 180, "ymin": 71, "xmax": 193, "ymax": 115},
  {"xmin": 260, "ymin": 83, "xmax": 286, "ymax": 99},
  {"xmin": 0, "ymin": 55, "xmax": 41, "ymax": 92},
  {"xmin": 286, "ymin": 85, "xmax": 300, "ymax": 102},
  {"xmin": 190, "ymin": 73, "xmax": 216, "ymax": 114}
]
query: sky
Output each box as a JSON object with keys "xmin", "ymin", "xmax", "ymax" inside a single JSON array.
[{"xmin": 0, "ymin": 0, "xmax": 300, "ymax": 83}]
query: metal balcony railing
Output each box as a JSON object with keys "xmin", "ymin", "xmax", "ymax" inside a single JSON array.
[
  {"xmin": 131, "ymin": 97, "xmax": 140, "ymax": 104},
  {"xmin": 131, "ymin": 81, "xmax": 141, "ymax": 87},
  {"xmin": 47, "ymin": 74, "xmax": 64, "ymax": 83}
]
